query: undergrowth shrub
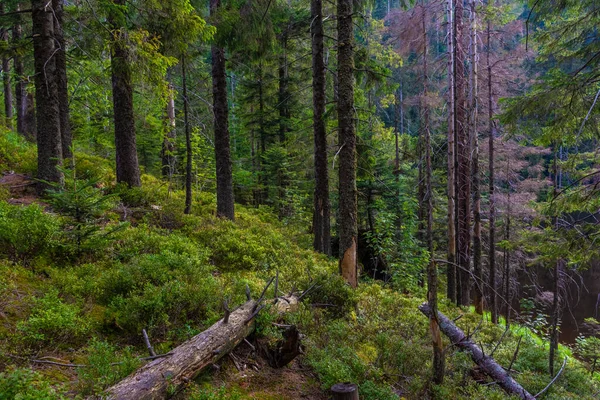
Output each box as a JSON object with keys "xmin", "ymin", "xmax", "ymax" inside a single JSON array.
[
  {"xmin": 17, "ymin": 289, "xmax": 91, "ymax": 348},
  {"xmin": 0, "ymin": 367, "xmax": 64, "ymax": 399},
  {"xmin": 0, "ymin": 203, "xmax": 59, "ymax": 265},
  {"xmin": 0, "ymin": 129, "xmax": 36, "ymax": 174},
  {"xmin": 77, "ymin": 338, "xmax": 139, "ymax": 396}
]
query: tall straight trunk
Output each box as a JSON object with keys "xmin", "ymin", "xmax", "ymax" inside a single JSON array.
[
  {"xmin": 1, "ymin": 3, "xmax": 13, "ymax": 129},
  {"xmin": 312, "ymin": 0, "xmax": 331, "ymax": 255},
  {"xmin": 446, "ymin": 0, "xmax": 457, "ymax": 303},
  {"xmin": 109, "ymin": 0, "xmax": 141, "ymax": 187},
  {"xmin": 504, "ymin": 154, "xmax": 511, "ymax": 329},
  {"xmin": 32, "ymin": 0, "xmax": 63, "ymax": 191},
  {"xmin": 278, "ymin": 33, "xmax": 290, "ymax": 143},
  {"xmin": 25, "ymin": 92, "xmax": 36, "ymax": 139},
  {"xmin": 162, "ymin": 82, "xmax": 176, "ymax": 179},
  {"xmin": 454, "ymin": 0, "xmax": 471, "ymax": 306},
  {"xmin": 422, "ymin": 3, "xmax": 444, "ymax": 384},
  {"xmin": 211, "ymin": 0, "xmax": 234, "ymax": 220},
  {"xmin": 337, "ymin": 0, "xmax": 358, "ymax": 288},
  {"xmin": 548, "ymin": 146, "xmax": 561, "ymax": 375},
  {"xmin": 487, "ymin": 17, "xmax": 498, "ymax": 324},
  {"xmin": 52, "ymin": 0, "xmax": 72, "ymax": 160},
  {"xmin": 469, "ymin": 0, "xmax": 482, "ymax": 314},
  {"xmin": 13, "ymin": 6, "xmax": 30, "ymax": 139},
  {"xmin": 182, "ymin": 58, "xmax": 193, "ymax": 215}
]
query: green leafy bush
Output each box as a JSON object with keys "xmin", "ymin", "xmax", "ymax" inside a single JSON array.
[
  {"xmin": 0, "ymin": 202, "xmax": 59, "ymax": 264},
  {"xmin": 0, "ymin": 129, "xmax": 37, "ymax": 174},
  {"xmin": 0, "ymin": 368, "xmax": 64, "ymax": 399},
  {"xmin": 77, "ymin": 338, "xmax": 140, "ymax": 396},
  {"xmin": 17, "ymin": 289, "xmax": 91, "ymax": 347}
]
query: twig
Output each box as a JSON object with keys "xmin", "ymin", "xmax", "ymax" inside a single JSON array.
[
  {"xmin": 223, "ymin": 298, "xmax": 231, "ymax": 324},
  {"xmin": 507, "ymin": 336, "xmax": 523, "ymax": 374},
  {"xmin": 298, "ymin": 282, "xmax": 318, "ymax": 301},
  {"xmin": 534, "ymin": 357, "xmax": 567, "ymax": 398},
  {"xmin": 244, "ymin": 304, "xmax": 266, "ymax": 324},
  {"xmin": 142, "ymin": 329, "xmax": 157, "ymax": 357},
  {"xmin": 246, "ymin": 283, "xmax": 251, "ymax": 301},
  {"xmin": 274, "ymin": 270, "xmax": 279, "ymax": 300},
  {"xmin": 244, "ymin": 338, "xmax": 256, "ymax": 352},
  {"xmin": 490, "ymin": 326, "xmax": 510, "ymax": 357},
  {"xmin": 229, "ymin": 353, "xmax": 242, "ymax": 372},
  {"xmin": 253, "ymin": 276, "xmax": 276, "ymax": 312}
]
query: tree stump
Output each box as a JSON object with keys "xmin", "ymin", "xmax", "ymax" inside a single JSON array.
[{"xmin": 331, "ymin": 382, "xmax": 359, "ymax": 400}]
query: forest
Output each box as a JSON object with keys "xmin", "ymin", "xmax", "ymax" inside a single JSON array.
[{"xmin": 1, "ymin": 0, "xmax": 600, "ymax": 398}]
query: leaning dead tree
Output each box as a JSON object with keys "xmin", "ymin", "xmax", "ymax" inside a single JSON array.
[
  {"xmin": 419, "ymin": 303, "xmax": 535, "ymax": 400},
  {"xmin": 104, "ymin": 280, "xmax": 299, "ymax": 400}
]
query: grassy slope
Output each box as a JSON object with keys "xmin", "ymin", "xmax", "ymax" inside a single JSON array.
[{"xmin": 0, "ymin": 130, "xmax": 599, "ymax": 399}]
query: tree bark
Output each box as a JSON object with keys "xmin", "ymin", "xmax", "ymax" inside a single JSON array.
[
  {"xmin": 454, "ymin": 0, "xmax": 471, "ymax": 306},
  {"xmin": 1, "ymin": 3, "xmax": 13, "ymax": 129},
  {"xmin": 337, "ymin": 0, "xmax": 357, "ymax": 288},
  {"xmin": 446, "ymin": 0, "xmax": 457, "ymax": 303},
  {"xmin": 13, "ymin": 5, "xmax": 31, "ymax": 139},
  {"xmin": 312, "ymin": 0, "xmax": 331, "ymax": 256},
  {"xmin": 422, "ymin": 2, "xmax": 445, "ymax": 384},
  {"xmin": 182, "ymin": 58, "xmax": 192, "ymax": 215},
  {"xmin": 32, "ymin": 0, "xmax": 63, "ymax": 192},
  {"xmin": 419, "ymin": 303, "xmax": 535, "ymax": 400},
  {"xmin": 487, "ymin": 16, "xmax": 498, "ymax": 324},
  {"xmin": 109, "ymin": 0, "xmax": 141, "ymax": 187},
  {"xmin": 469, "ymin": 0, "xmax": 483, "ymax": 314},
  {"xmin": 105, "ymin": 296, "xmax": 298, "ymax": 399},
  {"xmin": 211, "ymin": 0, "xmax": 235, "ymax": 220},
  {"xmin": 331, "ymin": 383, "xmax": 359, "ymax": 400},
  {"xmin": 52, "ymin": 0, "xmax": 72, "ymax": 160},
  {"xmin": 162, "ymin": 82, "xmax": 176, "ymax": 180}
]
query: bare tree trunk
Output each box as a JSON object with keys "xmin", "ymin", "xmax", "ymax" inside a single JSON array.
[
  {"xmin": 422, "ymin": 3, "xmax": 444, "ymax": 384},
  {"xmin": 32, "ymin": 0, "xmax": 63, "ymax": 192},
  {"xmin": 487, "ymin": 16, "xmax": 498, "ymax": 324},
  {"xmin": 469, "ymin": 0, "xmax": 482, "ymax": 314},
  {"xmin": 337, "ymin": 0, "xmax": 358, "ymax": 288},
  {"xmin": 211, "ymin": 0, "xmax": 235, "ymax": 220},
  {"xmin": 455, "ymin": 0, "xmax": 471, "ymax": 306},
  {"xmin": 446, "ymin": 0, "xmax": 457, "ymax": 303},
  {"xmin": 13, "ymin": 5, "xmax": 30, "ymax": 139},
  {"xmin": 548, "ymin": 146, "xmax": 561, "ymax": 376},
  {"xmin": 503, "ymin": 152, "xmax": 511, "ymax": 329},
  {"xmin": 1, "ymin": 4, "xmax": 13, "ymax": 129},
  {"xmin": 278, "ymin": 33, "xmax": 290, "ymax": 143},
  {"xmin": 182, "ymin": 58, "xmax": 193, "ymax": 215},
  {"xmin": 312, "ymin": 0, "xmax": 331, "ymax": 255},
  {"xmin": 109, "ymin": 0, "xmax": 141, "ymax": 187},
  {"xmin": 162, "ymin": 82, "xmax": 176, "ymax": 180},
  {"xmin": 52, "ymin": 0, "xmax": 72, "ymax": 160},
  {"xmin": 419, "ymin": 303, "xmax": 535, "ymax": 400}
]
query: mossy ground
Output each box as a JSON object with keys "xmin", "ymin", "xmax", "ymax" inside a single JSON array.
[{"xmin": 0, "ymin": 132, "xmax": 599, "ymax": 399}]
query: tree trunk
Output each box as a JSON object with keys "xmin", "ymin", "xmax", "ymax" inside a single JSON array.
[
  {"xmin": 52, "ymin": 0, "xmax": 72, "ymax": 160},
  {"xmin": 162, "ymin": 82, "xmax": 176, "ymax": 180},
  {"xmin": 13, "ymin": 6, "xmax": 30, "ymax": 139},
  {"xmin": 446, "ymin": 0, "xmax": 457, "ymax": 303},
  {"xmin": 278, "ymin": 33, "xmax": 290, "ymax": 143},
  {"xmin": 312, "ymin": 0, "xmax": 331, "ymax": 256},
  {"xmin": 487, "ymin": 16, "xmax": 497, "ymax": 324},
  {"xmin": 337, "ymin": 0, "xmax": 358, "ymax": 288},
  {"xmin": 211, "ymin": 0, "xmax": 235, "ymax": 220},
  {"xmin": 105, "ymin": 296, "xmax": 298, "ymax": 399},
  {"xmin": 32, "ymin": 0, "xmax": 63, "ymax": 192},
  {"xmin": 1, "ymin": 4, "xmax": 13, "ymax": 129},
  {"xmin": 504, "ymin": 153, "xmax": 511, "ymax": 329},
  {"xmin": 455, "ymin": 0, "xmax": 471, "ymax": 306},
  {"xmin": 469, "ymin": 0, "xmax": 482, "ymax": 314},
  {"xmin": 109, "ymin": 0, "xmax": 141, "ymax": 187},
  {"xmin": 422, "ymin": 2, "xmax": 444, "ymax": 384},
  {"xmin": 182, "ymin": 58, "xmax": 193, "ymax": 215},
  {"xmin": 419, "ymin": 303, "xmax": 535, "ymax": 399},
  {"xmin": 331, "ymin": 383, "xmax": 359, "ymax": 400}
]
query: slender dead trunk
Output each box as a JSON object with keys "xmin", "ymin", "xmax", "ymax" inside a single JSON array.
[
  {"xmin": 504, "ymin": 152, "xmax": 511, "ymax": 329},
  {"xmin": 455, "ymin": 0, "xmax": 471, "ymax": 306},
  {"xmin": 32, "ymin": 0, "xmax": 63, "ymax": 192},
  {"xmin": 109, "ymin": 0, "xmax": 141, "ymax": 187},
  {"xmin": 469, "ymin": 0, "xmax": 483, "ymax": 314},
  {"xmin": 52, "ymin": 0, "xmax": 72, "ymax": 160},
  {"xmin": 548, "ymin": 145, "xmax": 561, "ymax": 376},
  {"xmin": 211, "ymin": 0, "xmax": 235, "ymax": 220},
  {"xmin": 13, "ymin": 6, "xmax": 30, "ymax": 139},
  {"xmin": 337, "ymin": 0, "xmax": 358, "ymax": 288},
  {"xmin": 446, "ymin": 0, "xmax": 457, "ymax": 303},
  {"xmin": 422, "ymin": 3, "xmax": 444, "ymax": 384},
  {"xmin": 182, "ymin": 58, "xmax": 193, "ymax": 215},
  {"xmin": 278, "ymin": 33, "xmax": 290, "ymax": 143},
  {"xmin": 162, "ymin": 82, "xmax": 176, "ymax": 180},
  {"xmin": 487, "ymin": 16, "xmax": 498, "ymax": 324},
  {"xmin": 312, "ymin": 0, "xmax": 331, "ymax": 255},
  {"xmin": 1, "ymin": 5, "xmax": 13, "ymax": 129}
]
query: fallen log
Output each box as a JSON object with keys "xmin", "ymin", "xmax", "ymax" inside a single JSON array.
[
  {"xmin": 104, "ymin": 295, "xmax": 298, "ymax": 400},
  {"xmin": 419, "ymin": 303, "xmax": 535, "ymax": 400}
]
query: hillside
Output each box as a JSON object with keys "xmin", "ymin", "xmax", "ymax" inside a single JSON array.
[{"xmin": 0, "ymin": 130, "xmax": 598, "ymax": 399}]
